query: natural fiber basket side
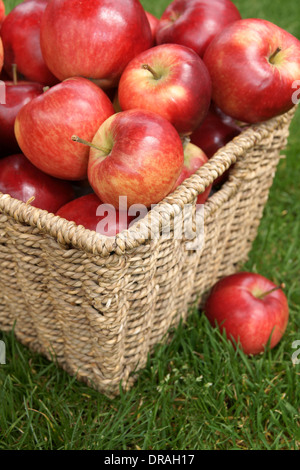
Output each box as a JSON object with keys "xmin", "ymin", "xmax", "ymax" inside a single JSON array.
[{"xmin": 0, "ymin": 107, "xmax": 296, "ymax": 397}]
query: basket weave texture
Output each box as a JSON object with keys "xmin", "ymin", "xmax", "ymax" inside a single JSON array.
[{"xmin": 0, "ymin": 108, "xmax": 296, "ymax": 397}]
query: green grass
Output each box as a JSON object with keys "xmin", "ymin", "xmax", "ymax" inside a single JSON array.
[{"xmin": 1, "ymin": 0, "xmax": 300, "ymax": 451}]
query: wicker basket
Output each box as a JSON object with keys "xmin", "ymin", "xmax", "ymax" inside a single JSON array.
[{"xmin": 0, "ymin": 107, "xmax": 296, "ymax": 397}]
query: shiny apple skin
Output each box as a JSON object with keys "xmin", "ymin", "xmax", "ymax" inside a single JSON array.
[
  {"xmin": 118, "ymin": 44, "xmax": 212, "ymax": 135},
  {"xmin": 56, "ymin": 193, "xmax": 133, "ymax": 237},
  {"xmin": 88, "ymin": 109, "xmax": 184, "ymax": 208},
  {"xmin": 0, "ymin": 153, "xmax": 75, "ymax": 212},
  {"xmin": 1, "ymin": 0, "xmax": 59, "ymax": 86},
  {"xmin": 14, "ymin": 77, "xmax": 115, "ymax": 180},
  {"xmin": 40, "ymin": 0, "xmax": 153, "ymax": 88},
  {"xmin": 203, "ymin": 18, "xmax": 300, "ymax": 123},
  {"xmin": 172, "ymin": 142, "xmax": 211, "ymax": 204},
  {"xmin": 156, "ymin": 0, "xmax": 241, "ymax": 58},
  {"xmin": 204, "ymin": 272, "xmax": 289, "ymax": 355},
  {"xmin": 0, "ymin": 81, "xmax": 44, "ymax": 157}
]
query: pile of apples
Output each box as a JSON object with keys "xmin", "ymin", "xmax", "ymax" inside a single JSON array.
[
  {"xmin": 1, "ymin": 0, "xmax": 300, "ymax": 236},
  {"xmin": 0, "ymin": 0, "xmax": 298, "ymax": 356}
]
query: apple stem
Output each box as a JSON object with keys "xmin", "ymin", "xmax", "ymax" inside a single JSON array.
[
  {"xmin": 141, "ymin": 63, "xmax": 161, "ymax": 80},
  {"xmin": 43, "ymin": 86, "xmax": 50, "ymax": 93},
  {"xmin": 71, "ymin": 135, "xmax": 110, "ymax": 154},
  {"xmin": 12, "ymin": 64, "xmax": 18, "ymax": 85},
  {"xmin": 181, "ymin": 135, "xmax": 191, "ymax": 151},
  {"xmin": 256, "ymin": 282, "xmax": 285, "ymax": 299},
  {"xmin": 269, "ymin": 47, "xmax": 282, "ymax": 64}
]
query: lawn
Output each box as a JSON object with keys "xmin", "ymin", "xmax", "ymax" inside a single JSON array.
[{"xmin": 0, "ymin": 0, "xmax": 299, "ymax": 451}]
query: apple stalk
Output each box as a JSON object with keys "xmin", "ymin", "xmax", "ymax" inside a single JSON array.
[
  {"xmin": 12, "ymin": 63, "xmax": 18, "ymax": 85},
  {"xmin": 269, "ymin": 47, "xmax": 282, "ymax": 64},
  {"xmin": 71, "ymin": 135, "xmax": 111, "ymax": 155},
  {"xmin": 142, "ymin": 63, "xmax": 161, "ymax": 80},
  {"xmin": 255, "ymin": 282, "xmax": 285, "ymax": 299}
]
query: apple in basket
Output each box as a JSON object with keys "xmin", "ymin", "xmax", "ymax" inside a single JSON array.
[
  {"xmin": 204, "ymin": 272, "xmax": 289, "ymax": 355},
  {"xmin": 72, "ymin": 109, "xmax": 184, "ymax": 209},
  {"xmin": 155, "ymin": 0, "xmax": 241, "ymax": 58},
  {"xmin": 56, "ymin": 193, "xmax": 134, "ymax": 237},
  {"xmin": 203, "ymin": 18, "xmax": 300, "ymax": 123},
  {"xmin": 0, "ymin": 0, "xmax": 59, "ymax": 86},
  {"xmin": 145, "ymin": 11, "xmax": 160, "ymax": 45},
  {"xmin": 0, "ymin": 72, "xmax": 44, "ymax": 157},
  {"xmin": 40, "ymin": 0, "xmax": 153, "ymax": 88},
  {"xmin": 0, "ymin": 153, "xmax": 75, "ymax": 213},
  {"xmin": 191, "ymin": 104, "xmax": 241, "ymax": 159},
  {"xmin": 14, "ymin": 77, "xmax": 115, "ymax": 180},
  {"xmin": 118, "ymin": 43, "xmax": 212, "ymax": 135},
  {"xmin": 172, "ymin": 141, "xmax": 212, "ymax": 204},
  {"xmin": 190, "ymin": 104, "xmax": 242, "ymax": 185}
]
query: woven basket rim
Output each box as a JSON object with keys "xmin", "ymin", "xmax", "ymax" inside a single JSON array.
[{"xmin": 0, "ymin": 107, "xmax": 296, "ymax": 257}]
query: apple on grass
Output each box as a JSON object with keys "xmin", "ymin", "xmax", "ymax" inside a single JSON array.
[
  {"xmin": 14, "ymin": 77, "xmax": 115, "ymax": 181},
  {"xmin": 40, "ymin": 0, "xmax": 153, "ymax": 89},
  {"xmin": 72, "ymin": 109, "xmax": 184, "ymax": 209},
  {"xmin": 56, "ymin": 193, "xmax": 134, "ymax": 237},
  {"xmin": 0, "ymin": 154, "xmax": 75, "ymax": 213},
  {"xmin": 118, "ymin": 43, "xmax": 212, "ymax": 135},
  {"xmin": 1, "ymin": 0, "xmax": 59, "ymax": 86},
  {"xmin": 172, "ymin": 141, "xmax": 212, "ymax": 204},
  {"xmin": 0, "ymin": 68, "xmax": 44, "ymax": 158},
  {"xmin": 203, "ymin": 18, "xmax": 300, "ymax": 123},
  {"xmin": 156, "ymin": 0, "xmax": 241, "ymax": 58},
  {"xmin": 204, "ymin": 272, "xmax": 289, "ymax": 355}
]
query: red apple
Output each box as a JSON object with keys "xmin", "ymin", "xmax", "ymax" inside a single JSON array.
[
  {"xmin": 1, "ymin": 0, "xmax": 59, "ymax": 86},
  {"xmin": 56, "ymin": 193, "xmax": 134, "ymax": 237},
  {"xmin": 190, "ymin": 104, "xmax": 241, "ymax": 185},
  {"xmin": 0, "ymin": 78, "xmax": 44, "ymax": 157},
  {"xmin": 145, "ymin": 11, "xmax": 159, "ymax": 45},
  {"xmin": 172, "ymin": 142, "xmax": 212, "ymax": 204},
  {"xmin": 204, "ymin": 272, "xmax": 289, "ymax": 355},
  {"xmin": 85, "ymin": 109, "xmax": 184, "ymax": 208},
  {"xmin": 118, "ymin": 44, "xmax": 212, "ymax": 135},
  {"xmin": 156, "ymin": 0, "xmax": 241, "ymax": 58},
  {"xmin": 0, "ymin": 153, "xmax": 75, "ymax": 212},
  {"xmin": 40, "ymin": 0, "xmax": 153, "ymax": 89},
  {"xmin": 203, "ymin": 18, "xmax": 300, "ymax": 123},
  {"xmin": 0, "ymin": 0, "xmax": 5, "ymax": 25},
  {"xmin": 14, "ymin": 77, "xmax": 115, "ymax": 180},
  {"xmin": 191, "ymin": 104, "xmax": 241, "ymax": 158}
]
